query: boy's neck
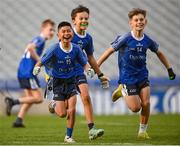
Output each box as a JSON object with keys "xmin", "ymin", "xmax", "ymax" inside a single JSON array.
[
  {"xmin": 61, "ymin": 42, "xmax": 71, "ymax": 51},
  {"xmin": 74, "ymin": 27, "xmax": 86, "ymax": 36},
  {"xmin": 40, "ymin": 33, "xmax": 47, "ymax": 40},
  {"xmin": 132, "ymin": 30, "xmax": 144, "ymax": 39}
]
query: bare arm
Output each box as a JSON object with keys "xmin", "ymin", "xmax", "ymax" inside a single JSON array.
[
  {"xmin": 27, "ymin": 43, "xmax": 41, "ymax": 62},
  {"xmin": 156, "ymin": 50, "xmax": 176, "ymax": 80},
  {"xmin": 156, "ymin": 50, "xmax": 171, "ymax": 69},
  {"xmin": 87, "ymin": 54, "xmax": 102, "ymax": 75},
  {"xmin": 97, "ymin": 47, "xmax": 115, "ymax": 67}
]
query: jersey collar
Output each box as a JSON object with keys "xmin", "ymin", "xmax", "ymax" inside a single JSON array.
[
  {"xmin": 131, "ymin": 31, "xmax": 144, "ymax": 41},
  {"xmin": 59, "ymin": 42, "xmax": 73, "ymax": 53},
  {"xmin": 73, "ymin": 27, "xmax": 87, "ymax": 38}
]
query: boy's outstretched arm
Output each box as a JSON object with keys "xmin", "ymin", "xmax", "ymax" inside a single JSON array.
[
  {"xmin": 97, "ymin": 47, "xmax": 115, "ymax": 67},
  {"xmin": 156, "ymin": 50, "xmax": 176, "ymax": 80},
  {"xmin": 87, "ymin": 55, "xmax": 102, "ymax": 75}
]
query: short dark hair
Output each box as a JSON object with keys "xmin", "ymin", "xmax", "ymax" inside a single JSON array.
[
  {"xmin": 57, "ymin": 21, "xmax": 72, "ymax": 31},
  {"xmin": 128, "ymin": 8, "xmax": 146, "ymax": 19},
  {"xmin": 71, "ymin": 5, "xmax": 89, "ymax": 20},
  {"xmin": 41, "ymin": 19, "xmax": 55, "ymax": 27}
]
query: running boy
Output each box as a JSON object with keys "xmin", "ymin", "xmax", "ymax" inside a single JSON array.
[
  {"xmin": 97, "ymin": 8, "xmax": 176, "ymax": 139},
  {"xmin": 5, "ymin": 19, "xmax": 55, "ymax": 127},
  {"xmin": 33, "ymin": 21, "xmax": 95, "ymax": 143},
  {"xmin": 47, "ymin": 5, "xmax": 109, "ymax": 140},
  {"xmin": 71, "ymin": 5, "xmax": 109, "ymax": 140}
]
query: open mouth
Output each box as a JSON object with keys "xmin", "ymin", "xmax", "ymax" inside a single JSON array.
[{"xmin": 80, "ymin": 23, "xmax": 88, "ymax": 27}]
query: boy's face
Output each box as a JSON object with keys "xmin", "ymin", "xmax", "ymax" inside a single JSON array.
[
  {"xmin": 73, "ymin": 12, "xmax": 89, "ymax": 31},
  {"xmin": 42, "ymin": 24, "xmax": 55, "ymax": 40},
  {"xmin": 129, "ymin": 14, "xmax": 147, "ymax": 31},
  {"xmin": 57, "ymin": 26, "xmax": 74, "ymax": 43}
]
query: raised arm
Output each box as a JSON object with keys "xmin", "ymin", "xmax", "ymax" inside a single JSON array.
[
  {"xmin": 156, "ymin": 50, "xmax": 176, "ymax": 80},
  {"xmin": 97, "ymin": 47, "xmax": 115, "ymax": 67}
]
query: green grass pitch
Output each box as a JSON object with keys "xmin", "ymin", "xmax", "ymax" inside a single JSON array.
[{"xmin": 0, "ymin": 114, "xmax": 180, "ymax": 145}]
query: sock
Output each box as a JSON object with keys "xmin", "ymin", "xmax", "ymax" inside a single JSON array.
[
  {"xmin": 139, "ymin": 123, "xmax": 148, "ymax": 133},
  {"xmin": 15, "ymin": 117, "xmax": 23, "ymax": 124},
  {"xmin": 13, "ymin": 99, "xmax": 20, "ymax": 105},
  {"xmin": 88, "ymin": 123, "xmax": 94, "ymax": 130},
  {"xmin": 66, "ymin": 127, "xmax": 73, "ymax": 138}
]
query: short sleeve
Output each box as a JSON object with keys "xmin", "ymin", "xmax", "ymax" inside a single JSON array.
[
  {"xmin": 149, "ymin": 39, "xmax": 159, "ymax": 53},
  {"xmin": 84, "ymin": 36, "xmax": 94, "ymax": 55},
  {"xmin": 111, "ymin": 35, "xmax": 127, "ymax": 51},
  {"xmin": 32, "ymin": 37, "xmax": 44, "ymax": 48}
]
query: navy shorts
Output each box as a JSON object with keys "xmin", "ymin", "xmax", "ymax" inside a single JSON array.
[
  {"xmin": 121, "ymin": 79, "xmax": 150, "ymax": 96},
  {"xmin": 76, "ymin": 74, "xmax": 88, "ymax": 85},
  {"xmin": 53, "ymin": 77, "xmax": 77, "ymax": 101},
  {"xmin": 18, "ymin": 77, "xmax": 40, "ymax": 90}
]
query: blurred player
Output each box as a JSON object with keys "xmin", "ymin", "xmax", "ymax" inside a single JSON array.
[
  {"xmin": 33, "ymin": 21, "xmax": 95, "ymax": 143},
  {"xmin": 4, "ymin": 19, "xmax": 55, "ymax": 127},
  {"xmin": 97, "ymin": 8, "xmax": 176, "ymax": 139}
]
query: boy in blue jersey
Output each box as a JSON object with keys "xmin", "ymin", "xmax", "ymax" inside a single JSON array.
[
  {"xmin": 71, "ymin": 5, "xmax": 109, "ymax": 140},
  {"xmin": 97, "ymin": 8, "xmax": 176, "ymax": 139},
  {"xmin": 46, "ymin": 5, "xmax": 109, "ymax": 140},
  {"xmin": 33, "ymin": 21, "xmax": 95, "ymax": 143},
  {"xmin": 4, "ymin": 19, "xmax": 55, "ymax": 127}
]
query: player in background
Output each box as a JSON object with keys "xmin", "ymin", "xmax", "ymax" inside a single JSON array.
[
  {"xmin": 97, "ymin": 8, "xmax": 176, "ymax": 139},
  {"xmin": 33, "ymin": 21, "xmax": 95, "ymax": 143},
  {"xmin": 4, "ymin": 19, "xmax": 55, "ymax": 127}
]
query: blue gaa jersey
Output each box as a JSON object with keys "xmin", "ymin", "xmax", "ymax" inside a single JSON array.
[
  {"xmin": 17, "ymin": 35, "xmax": 46, "ymax": 78},
  {"xmin": 71, "ymin": 29, "xmax": 94, "ymax": 75},
  {"xmin": 41, "ymin": 42, "xmax": 87, "ymax": 79},
  {"xmin": 111, "ymin": 31, "xmax": 159, "ymax": 85}
]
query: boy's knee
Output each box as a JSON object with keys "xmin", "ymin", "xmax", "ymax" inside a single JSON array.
[
  {"xmin": 141, "ymin": 101, "xmax": 150, "ymax": 108},
  {"xmin": 81, "ymin": 94, "xmax": 91, "ymax": 105},
  {"xmin": 68, "ymin": 108, "xmax": 76, "ymax": 115},
  {"xmin": 59, "ymin": 113, "xmax": 67, "ymax": 118},
  {"xmin": 130, "ymin": 105, "xmax": 141, "ymax": 113},
  {"xmin": 35, "ymin": 97, "xmax": 43, "ymax": 104}
]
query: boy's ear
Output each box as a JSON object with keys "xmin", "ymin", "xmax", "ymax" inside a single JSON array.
[
  {"xmin": 145, "ymin": 19, "xmax": 147, "ymax": 25},
  {"xmin": 72, "ymin": 19, "xmax": 76, "ymax": 25}
]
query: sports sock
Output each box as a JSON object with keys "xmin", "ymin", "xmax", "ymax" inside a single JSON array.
[
  {"xmin": 139, "ymin": 123, "xmax": 148, "ymax": 133},
  {"xmin": 13, "ymin": 99, "xmax": 20, "ymax": 105},
  {"xmin": 15, "ymin": 117, "xmax": 23, "ymax": 124},
  {"xmin": 88, "ymin": 123, "xmax": 94, "ymax": 130},
  {"xmin": 66, "ymin": 127, "xmax": 73, "ymax": 138}
]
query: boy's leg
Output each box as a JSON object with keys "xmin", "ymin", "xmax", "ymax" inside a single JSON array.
[
  {"xmin": 55, "ymin": 100, "xmax": 67, "ymax": 118},
  {"xmin": 12, "ymin": 89, "xmax": 43, "ymax": 127},
  {"xmin": 138, "ymin": 86, "xmax": 151, "ymax": 139},
  {"xmin": 122, "ymin": 84, "xmax": 141, "ymax": 113},
  {"xmin": 77, "ymin": 75, "xmax": 104, "ymax": 140},
  {"xmin": 78, "ymin": 83, "xmax": 94, "ymax": 125},
  {"xmin": 66, "ymin": 95, "xmax": 77, "ymax": 138}
]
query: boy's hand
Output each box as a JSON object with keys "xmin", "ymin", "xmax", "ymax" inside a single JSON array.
[
  {"xmin": 86, "ymin": 68, "xmax": 95, "ymax": 78},
  {"xmin": 168, "ymin": 68, "xmax": 176, "ymax": 80},
  {"xmin": 33, "ymin": 66, "xmax": 41, "ymax": 76},
  {"xmin": 98, "ymin": 73, "xmax": 110, "ymax": 88}
]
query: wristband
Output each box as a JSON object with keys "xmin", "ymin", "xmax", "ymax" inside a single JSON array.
[{"xmin": 98, "ymin": 73, "xmax": 104, "ymax": 78}]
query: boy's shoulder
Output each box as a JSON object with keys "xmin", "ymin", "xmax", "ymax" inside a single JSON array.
[
  {"xmin": 31, "ymin": 35, "xmax": 45, "ymax": 43},
  {"xmin": 144, "ymin": 33, "xmax": 156, "ymax": 42}
]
